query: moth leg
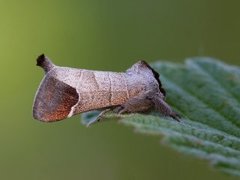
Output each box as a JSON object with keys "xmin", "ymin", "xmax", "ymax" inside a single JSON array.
[
  {"xmin": 150, "ymin": 94, "xmax": 180, "ymax": 121},
  {"xmin": 86, "ymin": 109, "xmax": 111, "ymax": 127},
  {"xmin": 114, "ymin": 93, "xmax": 153, "ymax": 114},
  {"xmin": 113, "ymin": 106, "xmax": 123, "ymax": 113}
]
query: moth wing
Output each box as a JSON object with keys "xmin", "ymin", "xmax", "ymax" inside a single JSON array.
[{"xmin": 33, "ymin": 75, "xmax": 79, "ymax": 122}]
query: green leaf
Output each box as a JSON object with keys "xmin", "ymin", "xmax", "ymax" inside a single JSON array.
[{"xmin": 82, "ymin": 57, "xmax": 240, "ymax": 176}]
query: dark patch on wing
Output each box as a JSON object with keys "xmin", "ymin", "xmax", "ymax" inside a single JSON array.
[{"xmin": 33, "ymin": 76, "xmax": 79, "ymax": 122}]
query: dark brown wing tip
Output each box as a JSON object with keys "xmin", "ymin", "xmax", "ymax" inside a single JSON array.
[
  {"xmin": 33, "ymin": 76, "xmax": 79, "ymax": 122},
  {"xmin": 139, "ymin": 60, "xmax": 166, "ymax": 96},
  {"xmin": 36, "ymin": 54, "xmax": 55, "ymax": 73}
]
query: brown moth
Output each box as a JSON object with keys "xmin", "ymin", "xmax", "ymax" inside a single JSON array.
[{"xmin": 33, "ymin": 54, "xmax": 179, "ymax": 125}]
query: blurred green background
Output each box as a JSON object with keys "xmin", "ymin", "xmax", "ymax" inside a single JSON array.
[{"xmin": 0, "ymin": 0, "xmax": 239, "ymax": 179}]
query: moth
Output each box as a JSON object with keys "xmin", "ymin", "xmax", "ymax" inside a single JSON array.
[{"xmin": 33, "ymin": 54, "xmax": 179, "ymax": 125}]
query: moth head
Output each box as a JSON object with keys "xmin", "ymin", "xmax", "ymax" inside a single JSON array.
[{"xmin": 127, "ymin": 60, "xmax": 166, "ymax": 96}]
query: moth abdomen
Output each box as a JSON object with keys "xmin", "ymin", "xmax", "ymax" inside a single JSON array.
[{"xmin": 37, "ymin": 54, "xmax": 55, "ymax": 73}]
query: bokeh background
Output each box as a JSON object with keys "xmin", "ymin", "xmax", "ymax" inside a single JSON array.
[{"xmin": 0, "ymin": 0, "xmax": 240, "ymax": 179}]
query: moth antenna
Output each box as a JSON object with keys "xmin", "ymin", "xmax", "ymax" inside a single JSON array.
[{"xmin": 36, "ymin": 54, "xmax": 55, "ymax": 73}]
